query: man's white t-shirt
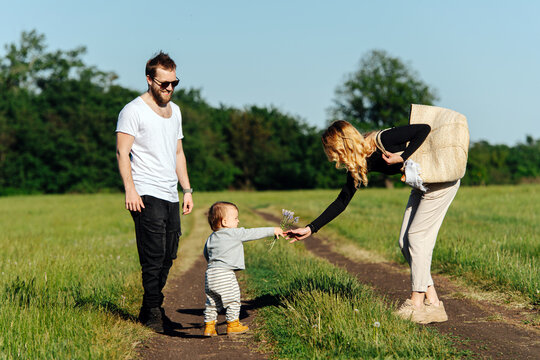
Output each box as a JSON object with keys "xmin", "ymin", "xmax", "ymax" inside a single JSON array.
[{"xmin": 116, "ymin": 96, "xmax": 184, "ymax": 202}]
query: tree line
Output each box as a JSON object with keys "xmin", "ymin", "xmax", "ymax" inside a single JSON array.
[{"xmin": 0, "ymin": 31, "xmax": 538, "ymax": 195}]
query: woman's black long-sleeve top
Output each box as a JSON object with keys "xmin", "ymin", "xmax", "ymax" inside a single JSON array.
[{"xmin": 307, "ymin": 124, "xmax": 431, "ymax": 233}]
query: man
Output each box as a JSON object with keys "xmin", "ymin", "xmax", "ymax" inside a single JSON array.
[{"xmin": 116, "ymin": 51, "xmax": 193, "ymax": 333}]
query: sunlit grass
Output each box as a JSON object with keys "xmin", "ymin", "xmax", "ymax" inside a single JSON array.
[
  {"xmin": 0, "ymin": 194, "xmax": 147, "ymax": 359},
  {"xmin": 193, "ymin": 200, "xmax": 462, "ymax": 359},
  {"xmin": 236, "ymin": 184, "xmax": 540, "ymax": 305},
  {"xmin": 1, "ymin": 184, "xmax": 536, "ymax": 358},
  {"xmin": 235, "ymin": 208, "xmax": 463, "ymax": 359}
]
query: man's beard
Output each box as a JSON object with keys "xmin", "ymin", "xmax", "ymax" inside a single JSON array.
[{"xmin": 150, "ymin": 85, "xmax": 173, "ymax": 106}]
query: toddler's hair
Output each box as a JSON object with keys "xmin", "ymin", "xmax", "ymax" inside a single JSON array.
[{"xmin": 207, "ymin": 201, "xmax": 238, "ymax": 231}]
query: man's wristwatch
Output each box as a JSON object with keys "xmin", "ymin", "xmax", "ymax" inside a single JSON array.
[{"xmin": 182, "ymin": 188, "xmax": 194, "ymax": 194}]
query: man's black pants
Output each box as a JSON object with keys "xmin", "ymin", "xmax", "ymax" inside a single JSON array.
[{"xmin": 131, "ymin": 195, "xmax": 181, "ymax": 309}]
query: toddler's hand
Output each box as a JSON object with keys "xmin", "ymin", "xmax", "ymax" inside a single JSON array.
[{"xmin": 274, "ymin": 227, "xmax": 285, "ymax": 239}]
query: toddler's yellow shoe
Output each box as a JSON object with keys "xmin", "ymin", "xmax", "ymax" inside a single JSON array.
[
  {"xmin": 226, "ymin": 319, "xmax": 248, "ymax": 335},
  {"xmin": 203, "ymin": 320, "xmax": 218, "ymax": 336}
]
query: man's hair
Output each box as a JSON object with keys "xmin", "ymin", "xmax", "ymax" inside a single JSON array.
[
  {"xmin": 145, "ymin": 51, "xmax": 176, "ymax": 79},
  {"xmin": 207, "ymin": 202, "xmax": 238, "ymax": 231}
]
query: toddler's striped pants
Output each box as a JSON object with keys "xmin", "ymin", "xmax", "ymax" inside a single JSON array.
[{"xmin": 204, "ymin": 267, "xmax": 241, "ymax": 322}]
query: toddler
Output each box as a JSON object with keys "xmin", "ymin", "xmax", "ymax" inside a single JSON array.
[{"xmin": 203, "ymin": 201, "xmax": 284, "ymax": 336}]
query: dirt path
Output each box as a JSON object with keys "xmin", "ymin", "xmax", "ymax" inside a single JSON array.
[
  {"xmin": 257, "ymin": 211, "xmax": 540, "ymax": 360},
  {"xmin": 137, "ymin": 207, "xmax": 538, "ymax": 360},
  {"xmin": 137, "ymin": 208, "xmax": 269, "ymax": 360},
  {"xmin": 137, "ymin": 256, "xmax": 268, "ymax": 360}
]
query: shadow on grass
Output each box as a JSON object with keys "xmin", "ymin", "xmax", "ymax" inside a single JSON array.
[
  {"xmin": 241, "ymin": 293, "xmax": 282, "ymax": 312},
  {"xmin": 3, "ymin": 277, "xmax": 138, "ymax": 322},
  {"xmin": 74, "ymin": 297, "xmax": 138, "ymax": 321}
]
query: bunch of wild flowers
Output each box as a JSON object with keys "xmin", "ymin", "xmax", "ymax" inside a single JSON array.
[
  {"xmin": 280, "ymin": 209, "xmax": 299, "ymax": 231},
  {"xmin": 268, "ymin": 209, "xmax": 299, "ymax": 251}
]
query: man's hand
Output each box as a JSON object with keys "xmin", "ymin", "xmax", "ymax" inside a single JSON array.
[
  {"xmin": 286, "ymin": 226, "xmax": 312, "ymax": 243},
  {"xmin": 125, "ymin": 188, "xmax": 145, "ymax": 212},
  {"xmin": 182, "ymin": 193, "xmax": 193, "ymax": 215}
]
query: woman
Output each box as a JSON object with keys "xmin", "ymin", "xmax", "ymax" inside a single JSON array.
[{"xmin": 288, "ymin": 120, "xmax": 460, "ymax": 324}]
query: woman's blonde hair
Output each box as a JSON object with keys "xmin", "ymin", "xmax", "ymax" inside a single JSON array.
[{"xmin": 322, "ymin": 120, "xmax": 377, "ymax": 187}]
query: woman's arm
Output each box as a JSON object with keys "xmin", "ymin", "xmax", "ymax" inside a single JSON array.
[
  {"xmin": 288, "ymin": 173, "xmax": 357, "ymax": 241},
  {"xmin": 381, "ymin": 124, "xmax": 430, "ymax": 161}
]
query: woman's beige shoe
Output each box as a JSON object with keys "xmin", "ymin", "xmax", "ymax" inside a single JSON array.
[
  {"xmin": 422, "ymin": 300, "xmax": 448, "ymax": 323},
  {"xmin": 395, "ymin": 299, "xmax": 427, "ymax": 323}
]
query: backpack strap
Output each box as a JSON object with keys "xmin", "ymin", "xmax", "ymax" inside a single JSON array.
[{"xmin": 374, "ymin": 129, "xmax": 389, "ymax": 156}]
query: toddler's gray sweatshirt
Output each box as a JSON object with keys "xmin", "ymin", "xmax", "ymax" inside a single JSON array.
[{"xmin": 203, "ymin": 227, "xmax": 275, "ymax": 270}]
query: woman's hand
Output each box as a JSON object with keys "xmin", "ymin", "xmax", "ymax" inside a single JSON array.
[
  {"xmin": 286, "ymin": 226, "xmax": 312, "ymax": 243},
  {"xmin": 382, "ymin": 152, "xmax": 404, "ymax": 165}
]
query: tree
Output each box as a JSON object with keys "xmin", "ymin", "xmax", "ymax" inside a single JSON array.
[
  {"xmin": 506, "ymin": 136, "xmax": 540, "ymax": 182},
  {"xmin": 329, "ymin": 49, "xmax": 438, "ymax": 131},
  {"xmin": 0, "ymin": 30, "xmax": 128, "ymax": 194},
  {"xmin": 174, "ymin": 89, "xmax": 241, "ymax": 191},
  {"xmin": 3, "ymin": 31, "xmax": 536, "ymax": 194}
]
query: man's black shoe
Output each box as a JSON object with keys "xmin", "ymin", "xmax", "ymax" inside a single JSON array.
[{"xmin": 141, "ymin": 307, "xmax": 164, "ymax": 333}]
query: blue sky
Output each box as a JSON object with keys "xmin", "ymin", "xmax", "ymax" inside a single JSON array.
[{"xmin": 2, "ymin": 0, "xmax": 539, "ymax": 145}]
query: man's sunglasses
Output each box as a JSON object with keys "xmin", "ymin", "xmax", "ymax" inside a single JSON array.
[{"xmin": 152, "ymin": 77, "xmax": 180, "ymax": 89}]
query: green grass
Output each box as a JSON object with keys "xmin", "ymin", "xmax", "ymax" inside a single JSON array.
[
  {"xmin": 1, "ymin": 185, "xmax": 537, "ymax": 359},
  {"xmin": 232, "ymin": 184, "xmax": 540, "ymax": 305},
  {"xmin": 188, "ymin": 200, "xmax": 461, "ymax": 358},
  {"xmin": 0, "ymin": 194, "xmax": 147, "ymax": 359},
  {"xmin": 233, "ymin": 208, "xmax": 464, "ymax": 359}
]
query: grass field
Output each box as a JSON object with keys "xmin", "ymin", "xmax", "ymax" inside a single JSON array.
[
  {"xmin": 237, "ymin": 208, "xmax": 463, "ymax": 359},
  {"xmin": 0, "ymin": 184, "xmax": 538, "ymax": 358},
  {"xmin": 0, "ymin": 194, "xmax": 147, "ymax": 359},
  {"xmin": 233, "ymin": 184, "xmax": 540, "ymax": 305}
]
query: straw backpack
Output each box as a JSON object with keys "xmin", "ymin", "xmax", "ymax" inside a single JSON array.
[{"xmin": 376, "ymin": 104, "xmax": 470, "ymax": 184}]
